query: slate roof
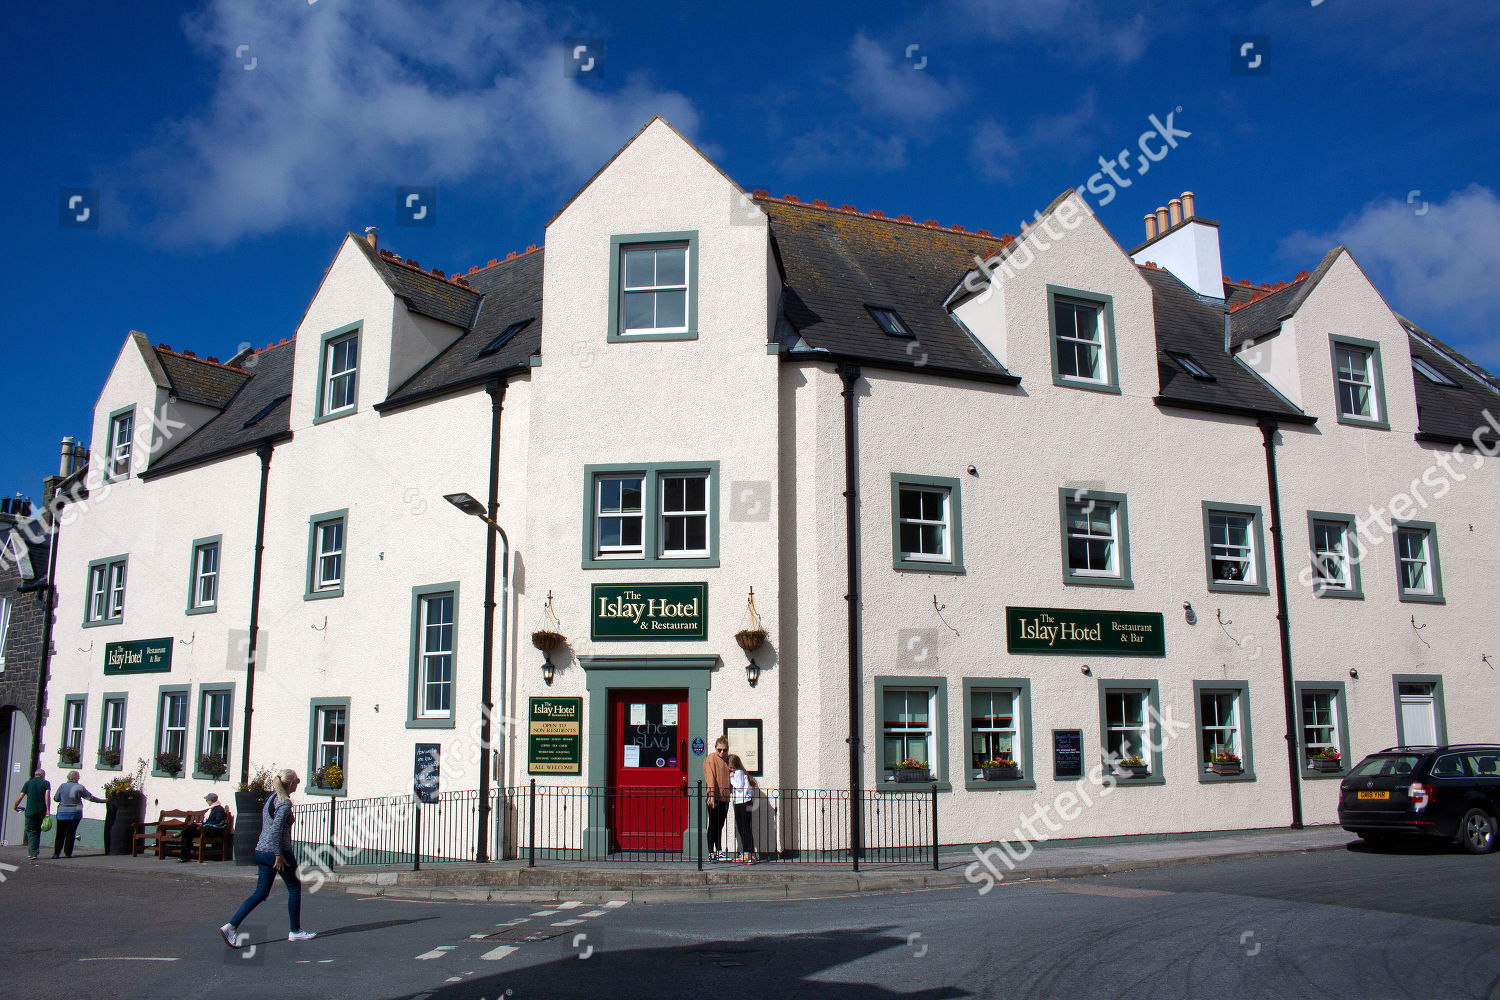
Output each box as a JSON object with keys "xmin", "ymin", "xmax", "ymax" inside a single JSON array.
[
  {"xmin": 1138, "ymin": 265, "xmax": 1310, "ymax": 422},
  {"xmin": 378, "ymin": 248, "xmax": 544, "ymax": 410},
  {"xmin": 1227, "ymin": 247, "xmax": 1341, "ymax": 347},
  {"xmin": 154, "ymin": 349, "xmax": 250, "ymax": 408},
  {"xmin": 350, "ymin": 236, "xmax": 482, "ymax": 330},
  {"xmin": 1401, "ymin": 318, "xmax": 1500, "ymax": 443},
  {"xmin": 758, "ymin": 198, "xmax": 1016, "ymax": 379},
  {"xmin": 143, "ymin": 341, "xmax": 295, "ymax": 477}
]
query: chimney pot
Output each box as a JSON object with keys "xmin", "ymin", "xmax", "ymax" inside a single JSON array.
[
  {"xmin": 159, "ymin": 343, "xmax": 172, "ymax": 352},
  {"xmin": 487, "ymin": 259, "xmax": 499, "ymax": 267},
  {"xmin": 1143, "ymin": 213, "xmax": 1158, "ymax": 240},
  {"xmin": 1155, "ymin": 207, "xmax": 1170, "ymax": 232},
  {"xmin": 183, "ymin": 350, "xmax": 195, "ymax": 357},
  {"xmin": 1168, "ymin": 198, "xmax": 1182, "ymax": 228},
  {"xmin": 59, "ymin": 437, "xmax": 75, "ymax": 477},
  {"xmin": 1180, "ymin": 191, "xmax": 1195, "ymax": 218},
  {"xmin": 365, "ymin": 227, "xmax": 378, "ymax": 249}
]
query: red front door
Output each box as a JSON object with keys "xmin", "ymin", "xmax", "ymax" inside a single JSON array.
[{"xmin": 608, "ymin": 689, "xmax": 688, "ymax": 852}]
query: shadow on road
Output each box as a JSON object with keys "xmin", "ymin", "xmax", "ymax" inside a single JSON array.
[{"xmin": 315, "ymin": 916, "xmax": 441, "ymax": 940}]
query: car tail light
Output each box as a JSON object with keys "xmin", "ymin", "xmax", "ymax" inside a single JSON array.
[{"xmin": 1408, "ymin": 782, "xmax": 1433, "ymax": 812}]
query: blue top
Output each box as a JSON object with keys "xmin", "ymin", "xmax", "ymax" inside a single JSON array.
[
  {"xmin": 255, "ymin": 797, "xmax": 294, "ymax": 856},
  {"xmin": 53, "ymin": 781, "xmax": 103, "ymax": 819}
]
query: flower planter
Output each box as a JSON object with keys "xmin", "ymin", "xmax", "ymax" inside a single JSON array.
[
  {"xmin": 104, "ymin": 791, "xmax": 146, "ymax": 856},
  {"xmin": 1119, "ymin": 765, "xmax": 1151, "ymax": 779},
  {"xmin": 234, "ymin": 790, "xmax": 271, "ymax": 865},
  {"xmin": 893, "ymin": 769, "xmax": 933, "ymax": 783},
  {"xmin": 734, "ymin": 628, "xmax": 768, "ymax": 652},
  {"xmin": 1310, "ymin": 759, "xmax": 1342, "ymax": 773},
  {"xmin": 1210, "ymin": 762, "xmax": 1243, "ymax": 776},
  {"xmin": 982, "ymin": 767, "xmax": 1021, "ymax": 781},
  {"xmin": 531, "ymin": 630, "xmax": 565, "ymax": 653}
]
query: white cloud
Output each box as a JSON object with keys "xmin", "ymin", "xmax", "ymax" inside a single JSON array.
[
  {"xmin": 953, "ymin": 0, "xmax": 1152, "ymax": 64},
  {"xmin": 130, "ymin": 0, "xmax": 698, "ymax": 244},
  {"xmin": 1279, "ymin": 184, "xmax": 1500, "ymax": 366},
  {"xmin": 847, "ymin": 32, "xmax": 963, "ymax": 123}
]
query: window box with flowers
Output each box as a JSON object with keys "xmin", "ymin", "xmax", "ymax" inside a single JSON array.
[
  {"xmin": 891, "ymin": 758, "xmax": 932, "ymax": 783},
  {"xmin": 980, "ymin": 758, "xmax": 1021, "ymax": 781},
  {"xmin": 197, "ymin": 753, "xmax": 229, "ymax": 781},
  {"xmin": 314, "ymin": 764, "xmax": 345, "ymax": 791},
  {"xmin": 1210, "ymin": 751, "xmax": 1243, "ymax": 776},
  {"xmin": 1117, "ymin": 755, "xmax": 1151, "ymax": 779},
  {"xmin": 154, "ymin": 751, "xmax": 184, "ymax": 777},
  {"xmin": 1309, "ymin": 748, "xmax": 1343, "ymax": 773},
  {"xmin": 58, "ymin": 745, "xmax": 81, "ymax": 766}
]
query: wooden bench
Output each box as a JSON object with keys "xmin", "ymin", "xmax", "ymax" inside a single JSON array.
[
  {"xmin": 189, "ymin": 810, "xmax": 234, "ymax": 862},
  {"xmin": 132, "ymin": 809, "xmax": 203, "ymax": 859}
]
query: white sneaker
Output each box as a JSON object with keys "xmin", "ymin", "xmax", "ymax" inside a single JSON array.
[
  {"xmin": 288, "ymin": 930, "xmax": 316, "ymax": 942},
  {"xmin": 220, "ymin": 924, "xmax": 237, "ymax": 948}
]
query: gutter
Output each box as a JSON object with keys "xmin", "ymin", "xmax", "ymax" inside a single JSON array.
[
  {"xmin": 140, "ymin": 431, "xmax": 293, "ymax": 482},
  {"xmin": 374, "ymin": 364, "xmax": 530, "ymax": 415},
  {"xmin": 28, "ymin": 506, "xmax": 64, "ymax": 772},
  {"xmin": 1153, "ymin": 396, "xmax": 1318, "ymax": 426},
  {"xmin": 239, "ymin": 442, "xmax": 275, "ymax": 787},
  {"xmin": 1257, "ymin": 418, "xmax": 1304, "ymax": 830},
  {"xmin": 783, "ymin": 350, "xmax": 1020, "ymax": 387},
  {"xmin": 837, "ymin": 363, "xmax": 865, "ymax": 870}
]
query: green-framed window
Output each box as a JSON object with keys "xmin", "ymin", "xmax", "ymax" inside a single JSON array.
[
  {"xmin": 1059, "ymin": 488, "xmax": 1132, "ymax": 588},
  {"xmin": 153, "ymin": 684, "xmax": 191, "ymax": 777},
  {"xmin": 1393, "ymin": 520, "xmax": 1444, "ymax": 604},
  {"xmin": 61, "ymin": 695, "xmax": 87, "ymax": 757},
  {"xmin": 104, "ymin": 404, "xmax": 136, "ymax": 482},
  {"xmin": 1296, "ymin": 682, "xmax": 1351, "ymax": 777},
  {"xmin": 1306, "ymin": 510, "xmax": 1363, "ymax": 599},
  {"xmin": 607, "ymin": 231, "xmax": 699, "ymax": 342},
  {"xmin": 1392, "ymin": 674, "xmax": 1447, "ymax": 747},
  {"xmin": 1328, "ymin": 333, "xmax": 1389, "ymax": 429},
  {"xmin": 891, "ymin": 474, "xmax": 965, "ymax": 573},
  {"xmin": 97, "ymin": 692, "xmax": 126, "ymax": 771},
  {"xmin": 186, "ymin": 534, "xmax": 222, "ymax": 614},
  {"xmin": 1097, "ymin": 679, "xmax": 1164, "ymax": 785},
  {"xmin": 83, "ymin": 554, "xmax": 128, "ymax": 626},
  {"xmin": 193, "ymin": 683, "xmax": 234, "ymax": 779},
  {"xmin": 313, "ymin": 322, "xmax": 361, "ymax": 424},
  {"xmin": 1192, "ymin": 680, "xmax": 1256, "ymax": 784},
  {"xmin": 409, "ymin": 583, "xmax": 459, "ymax": 729},
  {"xmin": 1048, "ymin": 285, "xmax": 1120, "ymax": 394},
  {"xmin": 1201, "ymin": 502, "xmax": 1270, "ymax": 595},
  {"xmin": 307, "ymin": 698, "xmax": 351, "ymax": 796},
  {"xmin": 305, "ymin": 509, "xmax": 348, "ymax": 600},
  {"xmin": 581, "ymin": 462, "xmax": 719, "ymax": 568},
  {"xmin": 963, "ymin": 678, "xmax": 1034, "ymax": 790},
  {"xmin": 874, "ymin": 676, "xmax": 950, "ymax": 791}
]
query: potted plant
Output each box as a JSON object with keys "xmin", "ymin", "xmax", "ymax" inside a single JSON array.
[
  {"xmin": 1118, "ymin": 755, "xmax": 1151, "ymax": 778},
  {"xmin": 154, "ymin": 751, "xmax": 184, "ymax": 776},
  {"xmin": 980, "ymin": 757, "xmax": 1021, "ymax": 781},
  {"xmin": 96, "ymin": 746, "xmax": 121, "ymax": 768},
  {"xmin": 197, "ymin": 753, "xmax": 229, "ymax": 780},
  {"xmin": 1211, "ymin": 750, "xmax": 1243, "ymax": 776},
  {"xmin": 532, "ymin": 590, "xmax": 566, "ymax": 653},
  {"xmin": 57, "ymin": 745, "xmax": 81, "ymax": 766},
  {"xmin": 314, "ymin": 763, "xmax": 345, "ymax": 791},
  {"xmin": 891, "ymin": 758, "xmax": 932, "ymax": 783},
  {"xmin": 234, "ymin": 762, "xmax": 276, "ymax": 866},
  {"xmin": 735, "ymin": 587, "xmax": 768, "ymax": 652},
  {"xmin": 1310, "ymin": 748, "xmax": 1342, "ymax": 773},
  {"xmin": 102, "ymin": 758, "xmax": 148, "ymax": 855}
]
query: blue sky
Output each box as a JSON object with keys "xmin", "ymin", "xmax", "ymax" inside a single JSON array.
[{"xmin": 2, "ymin": 0, "xmax": 1497, "ymax": 498}]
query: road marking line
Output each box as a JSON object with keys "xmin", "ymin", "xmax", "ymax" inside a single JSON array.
[
  {"xmin": 415, "ymin": 946, "xmax": 456, "ymax": 960},
  {"xmin": 445, "ymin": 977, "xmax": 463, "ymax": 983},
  {"xmin": 496, "ymin": 918, "xmax": 526, "ymax": 926},
  {"xmin": 79, "ymin": 957, "xmax": 180, "ymax": 962},
  {"xmin": 481, "ymin": 945, "xmax": 518, "ymax": 962},
  {"xmin": 556, "ymin": 900, "xmax": 584, "ymax": 909},
  {"xmin": 581, "ymin": 910, "xmax": 607, "ymax": 918},
  {"xmin": 528, "ymin": 910, "xmax": 554, "ymax": 917},
  {"xmin": 604, "ymin": 900, "xmax": 627, "ymax": 908},
  {"xmin": 551, "ymin": 919, "xmax": 583, "ymax": 927}
]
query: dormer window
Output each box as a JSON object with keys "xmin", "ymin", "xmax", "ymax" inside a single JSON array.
[
  {"xmin": 607, "ymin": 232, "xmax": 698, "ymax": 342},
  {"xmin": 1048, "ymin": 286, "xmax": 1120, "ymax": 394},
  {"xmin": 106, "ymin": 407, "xmax": 134, "ymax": 482},
  {"xmin": 1329, "ymin": 334, "xmax": 1389, "ymax": 429},
  {"xmin": 315, "ymin": 323, "xmax": 361, "ymax": 424},
  {"xmin": 867, "ymin": 306, "xmax": 914, "ymax": 338}
]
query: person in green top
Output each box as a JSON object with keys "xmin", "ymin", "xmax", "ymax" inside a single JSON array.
[{"xmin": 11, "ymin": 769, "xmax": 51, "ymax": 860}]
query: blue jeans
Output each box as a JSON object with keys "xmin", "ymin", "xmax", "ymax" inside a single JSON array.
[{"xmin": 229, "ymin": 850, "xmax": 302, "ymax": 932}]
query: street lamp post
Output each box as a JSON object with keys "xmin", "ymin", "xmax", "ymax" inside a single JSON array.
[{"xmin": 443, "ymin": 491, "xmax": 509, "ymax": 863}]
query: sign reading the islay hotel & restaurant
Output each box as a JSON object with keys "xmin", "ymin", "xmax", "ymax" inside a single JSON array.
[
  {"xmin": 103, "ymin": 638, "xmax": 173, "ymax": 674},
  {"xmin": 590, "ymin": 583, "xmax": 707, "ymax": 641},
  {"xmin": 1006, "ymin": 607, "xmax": 1166, "ymax": 657}
]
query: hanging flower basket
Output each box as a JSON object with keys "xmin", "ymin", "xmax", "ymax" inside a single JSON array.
[
  {"xmin": 531, "ymin": 630, "xmax": 565, "ymax": 653},
  {"xmin": 735, "ymin": 628, "xmax": 768, "ymax": 652}
]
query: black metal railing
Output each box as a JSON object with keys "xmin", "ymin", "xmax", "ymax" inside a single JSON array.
[{"xmin": 291, "ymin": 781, "xmax": 938, "ymax": 871}]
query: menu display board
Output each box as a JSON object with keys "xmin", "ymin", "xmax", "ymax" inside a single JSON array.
[{"xmin": 1053, "ymin": 729, "xmax": 1084, "ymax": 779}]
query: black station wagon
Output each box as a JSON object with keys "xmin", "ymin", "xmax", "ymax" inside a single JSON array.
[{"xmin": 1337, "ymin": 745, "xmax": 1500, "ymax": 854}]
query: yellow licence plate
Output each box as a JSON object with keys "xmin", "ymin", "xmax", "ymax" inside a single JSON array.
[{"xmin": 1357, "ymin": 791, "xmax": 1390, "ymax": 800}]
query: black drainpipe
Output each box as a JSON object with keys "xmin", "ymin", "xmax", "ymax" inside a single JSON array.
[
  {"xmin": 27, "ymin": 496, "xmax": 66, "ymax": 772},
  {"xmin": 1258, "ymin": 418, "xmax": 1304, "ymax": 829},
  {"xmin": 239, "ymin": 442, "xmax": 274, "ymax": 787},
  {"xmin": 837, "ymin": 364, "xmax": 864, "ymax": 869},
  {"xmin": 477, "ymin": 378, "xmax": 507, "ymax": 863}
]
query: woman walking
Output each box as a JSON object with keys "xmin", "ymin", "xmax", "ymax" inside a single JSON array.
[
  {"xmin": 220, "ymin": 769, "xmax": 315, "ymax": 946},
  {"xmin": 52, "ymin": 771, "xmax": 105, "ymax": 858},
  {"xmin": 727, "ymin": 753, "xmax": 759, "ymax": 864}
]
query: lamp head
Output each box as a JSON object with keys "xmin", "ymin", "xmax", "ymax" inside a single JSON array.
[{"xmin": 443, "ymin": 492, "xmax": 486, "ymax": 518}]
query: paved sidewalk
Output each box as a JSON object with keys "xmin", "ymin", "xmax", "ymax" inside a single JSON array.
[{"xmin": 1, "ymin": 825, "xmax": 1354, "ymax": 902}]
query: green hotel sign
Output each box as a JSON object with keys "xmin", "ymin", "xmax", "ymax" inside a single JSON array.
[
  {"xmin": 528, "ymin": 697, "xmax": 582, "ymax": 775},
  {"xmin": 591, "ymin": 583, "xmax": 707, "ymax": 641},
  {"xmin": 1006, "ymin": 607, "xmax": 1165, "ymax": 657},
  {"xmin": 103, "ymin": 638, "xmax": 174, "ymax": 674}
]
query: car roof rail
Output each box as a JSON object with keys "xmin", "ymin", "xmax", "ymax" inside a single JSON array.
[{"xmin": 1377, "ymin": 743, "xmax": 1500, "ymax": 753}]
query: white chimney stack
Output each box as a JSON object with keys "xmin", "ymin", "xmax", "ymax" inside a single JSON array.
[{"xmin": 1131, "ymin": 190, "xmax": 1224, "ymax": 299}]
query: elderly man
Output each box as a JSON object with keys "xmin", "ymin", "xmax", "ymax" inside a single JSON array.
[
  {"xmin": 179, "ymin": 792, "xmax": 230, "ymax": 862},
  {"xmin": 11, "ymin": 769, "xmax": 51, "ymax": 861}
]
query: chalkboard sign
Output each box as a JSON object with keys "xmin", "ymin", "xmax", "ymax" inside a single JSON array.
[
  {"xmin": 414, "ymin": 743, "xmax": 440, "ymax": 803},
  {"xmin": 1053, "ymin": 730, "xmax": 1083, "ymax": 779}
]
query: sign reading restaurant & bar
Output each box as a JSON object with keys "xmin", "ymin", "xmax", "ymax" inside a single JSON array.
[
  {"xmin": 103, "ymin": 638, "xmax": 173, "ymax": 674},
  {"xmin": 1006, "ymin": 607, "xmax": 1165, "ymax": 657},
  {"xmin": 591, "ymin": 583, "xmax": 707, "ymax": 641}
]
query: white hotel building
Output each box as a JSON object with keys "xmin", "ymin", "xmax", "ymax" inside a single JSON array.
[{"xmin": 39, "ymin": 118, "xmax": 1500, "ymax": 850}]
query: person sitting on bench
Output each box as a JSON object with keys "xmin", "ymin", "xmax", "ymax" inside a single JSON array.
[{"xmin": 180, "ymin": 793, "xmax": 230, "ymax": 863}]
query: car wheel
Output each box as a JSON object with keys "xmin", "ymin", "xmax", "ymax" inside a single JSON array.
[{"xmin": 1459, "ymin": 808, "xmax": 1497, "ymax": 855}]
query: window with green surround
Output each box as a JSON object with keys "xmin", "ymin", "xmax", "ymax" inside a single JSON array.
[
  {"xmin": 409, "ymin": 583, "xmax": 459, "ymax": 728},
  {"xmin": 873, "ymin": 676, "xmax": 949, "ymax": 790},
  {"xmin": 1328, "ymin": 333, "xmax": 1390, "ymax": 429},
  {"xmin": 153, "ymin": 684, "xmax": 190, "ymax": 777},
  {"xmin": 1096, "ymin": 679, "xmax": 1164, "ymax": 784},
  {"xmin": 963, "ymin": 679, "xmax": 1034, "ymax": 789},
  {"xmin": 193, "ymin": 684, "xmax": 234, "ymax": 778},
  {"xmin": 1201, "ymin": 502, "xmax": 1269, "ymax": 594},
  {"xmin": 98, "ymin": 693, "xmax": 126, "ymax": 770},
  {"xmin": 1296, "ymin": 682, "xmax": 1351, "ymax": 777},
  {"xmin": 1393, "ymin": 520, "xmax": 1444, "ymax": 604},
  {"xmin": 305, "ymin": 509, "xmax": 348, "ymax": 599},
  {"xmin": 84, "ymin": 554, "xmax": 128, "ymax": 626},
  {"xmin": 581, "ymin": 463, "xmax": 719, "ymax": 568},
  {"xmin": 62, "ymin": 696, "xmax": 86, "ymax": 756},
  {"xmin": 1048, "ymin": 285, "xmax": 1120, "ymax": 394},
  {"xmin": 313, "ymin": 322, "xmax": 361, "ymax": 423},
  {"xmin": 1392, "ymin": 674, "xmax": 1447, "ymax": 746},
  {"xmin": 1307, "ymin": 510, "xmax": 1363, "ymax": 599},
  {"xmin": 186, "ymin": 535, "xmax": 221, "ymax": 614},
  {"xmin": 891, "ymin": 474, "xmax": 964, "ymax": 573},
  {"xmin": 307, "ymin": 698, "xmax": 351, "ymax": 796},
  {"xmin": 607, "ymin": 232, "xmax": 698, "ymax": 342},
  {"xmin": 1059, "ymin": 488, "xmax": 1132, "ymax": 587},
  {"xmin": 105, "ymin": 404, "xmax": 136, "ymax": 482},
  {"xmin": 1192, "ymin": 681, "xmax": 1256, "ymax": 783}
]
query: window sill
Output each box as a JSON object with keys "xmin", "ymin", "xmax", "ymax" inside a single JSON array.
[
  {"xmin": 95, "ymin": 762, "xmax": 122, "ymax": 772},
  {"xmin": 1063, "ymin": 574, "xmax": 1134, "ymax": 589},
  {"xmin": 581, "ymin": 556, "xmax": 719, "ymax": 570},
  {"xmin": 1207, "ymin": 581, "xmax": 1270, "ymax": 596},
  {"xmin": 607, "ymin": 329, "xmax": 699, "ymax": 343},
  {"xmin": 312, "ymin": 406, "xmax": 358, "ymax": 426},
  {"xmin": 151, "ymin": 769, "xmax": 185, "ymax": 780},
  {"xmin": 1398, "ymin": 592, "xmax": 1445, "ymax": 605},
  {"xmin": 964, "ymin": 778, "xmax": 1037, "ymax": 792},
  {"xmin": 82, "ymin": 618, "xmax": 124, "ymax": 629},
  {"xmin": 406, "ymin": 717, "xmax": 455, "ymax": 730},
  {"xmin": 305, "ymin": 785, "xmax": 347, "ymax": 798},
  {"xmin": 1334, "ymin": 414, "xmax": 1390, "ymax": 431},
  {"xmin": 1052, "ymin": 375, "xmax": 1122, "ymax": 396},
  {"xmin": 1107, "ymin": 774, "xmax": 1165, "ymax": 787},
  {"xmin": 304, "ymin": 588, "xmax": 345, "ymax": 602},
  {"xmin": 1301, "ymin": 769, "xmax": 1346, "ymax": 780},
  {"xmin": 877, "ymin": 780, "xmax": 951, "ymax": 793},
  {"xmin": 1196, "ymin": 770, "xmax": 1258, "ymax": 784},
  {"xmin": 193, "ymin": 771, "xmax": 231, "ymax": 782},
  {"xmin": 185, "ymin": 605, "xmax": 218, "ymax": 617},
  {"xmin": 1312, "ymin": 588, "xmax": 1363, "ymax": 601},
  {"xmin": 895, "ymin": 559, "xmax": 965, "ymax": 575}
]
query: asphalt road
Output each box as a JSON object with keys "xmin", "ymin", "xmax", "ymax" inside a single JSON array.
[{"xmin": 2, "ymin": 842, "xmax": 1498, "ymax": 999}]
